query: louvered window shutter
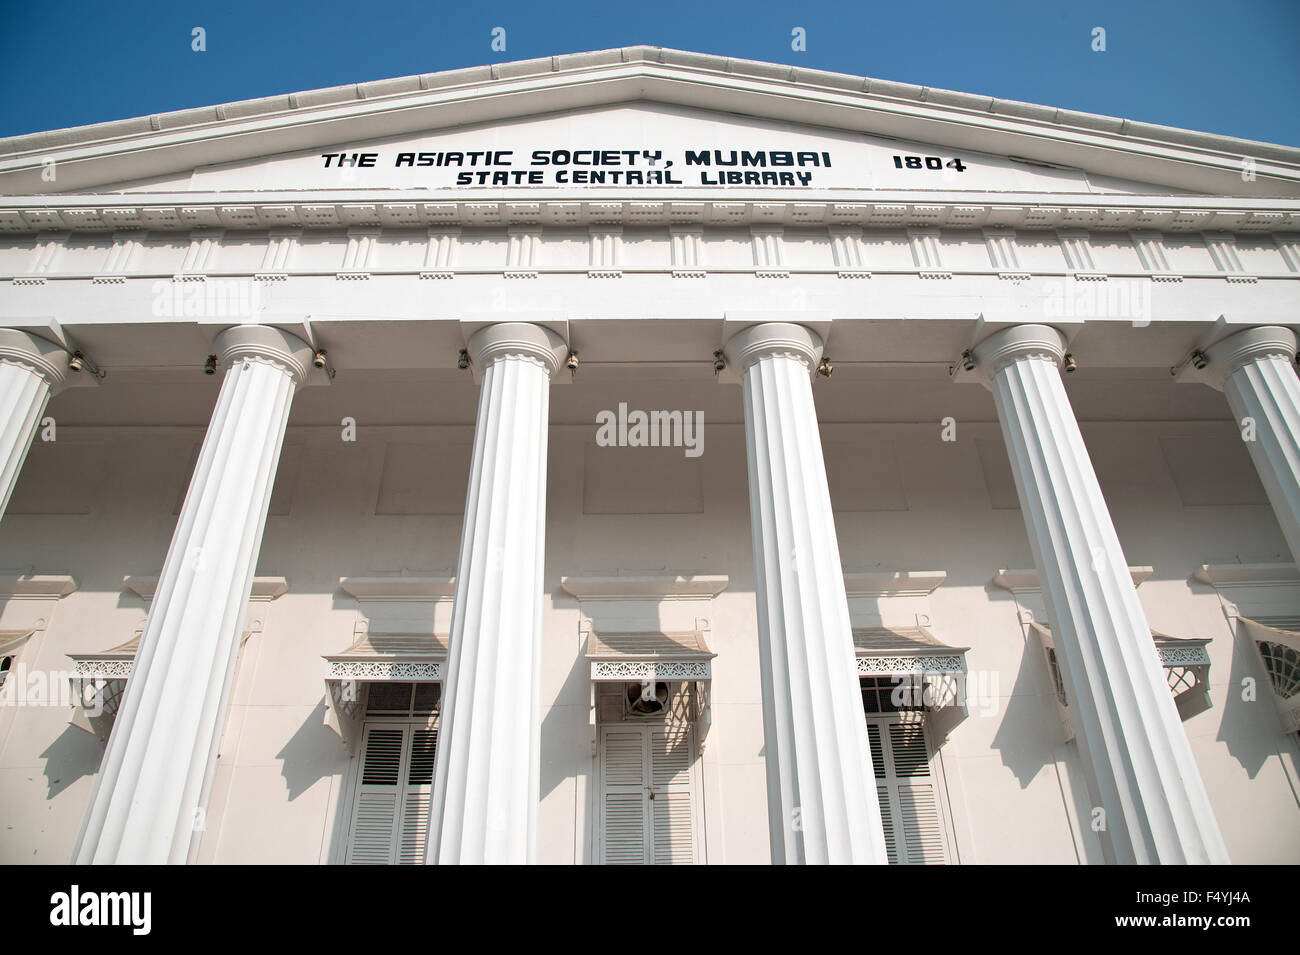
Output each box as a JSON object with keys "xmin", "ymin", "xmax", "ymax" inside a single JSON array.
[
  {"xmin": 600, "ymin": 723, "xmax": 699, "ymax": 864},
  {"xmin": 601, "ymin": 727, "xmax": 648, "ymax": 864},
  {"xmin": 649, "ymin": 726, "xmax": 695, "ymax": 864},
  {"xmin": 347, "ymin": 725, "xmax": 405, "ymax": 864},
  {"xmin": 347, "ymin": 719, "xmax": 438, "ymax": 864},
  {"xmin": 866, "ymin": 716, "xmax": 948, "ymax": 864},
  {"xmin": 397, "ymin": 727, "xmax": 437, "ymax": 864}
]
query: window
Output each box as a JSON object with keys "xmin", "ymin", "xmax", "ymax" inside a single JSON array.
[
  {"xmin": 860, "ymin": 674, "xmax": 926, "ymax": 714},
  {"xmin": 344, "ymin": 682, "xmax": 439, "ymax": 865},
  {"xmin": 0, "ymin": 630, "xmax": 36, "ymax": 696},
  {"xmin": 862, "ymin": 677, "xmax": 953, "ymax": 864},
  {"xmin": 599, "ymin": 722, "xmax": 699, "ymax": 865}
]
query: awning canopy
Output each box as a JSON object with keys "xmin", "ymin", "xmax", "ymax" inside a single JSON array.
[
  {"xmin": 585, "ymin": 629, "xmax": 714, "ymax": 681},
  {"xmin": 584, "ymin": 630, "xmax": 715, "ymax": 754},
  {"xmin": 0, "ymin": 629, "xmax": 34, "ymax": 660},
  {"xmin": 1028, "ymin": 623, "xmax": 1213, "ymax": 738},
  {"xmin": 1238, "ymin": 617, "xmax": 1300, "ymax": 732},
  {"xmin": 323, "ymin": 631, "xmax": 447, "ymax": 682},
  {"xmin": 854, "ymin": 626, "xmax": 970, "ymax": 715},
  {"xmin": 853, "ymin": 626, "xmax": 968, "ymax": 676},
  {"xmin": 322, "ymin": 631, "xmax": 448, "ymax": 755},
  {"xmin": 66, "ymin": 633, "xmax": 141, "ymax": 740},
  {"xmin": 68, "ymin": 633, "xmax": 140, "ymax": 679}
]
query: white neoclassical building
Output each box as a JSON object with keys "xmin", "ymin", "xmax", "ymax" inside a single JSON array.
[{"xmin": 0, "ymin": 47, "xmax": 1298, "ymax": 865}]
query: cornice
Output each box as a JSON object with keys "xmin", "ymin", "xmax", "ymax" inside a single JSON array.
[
  {"xmin": 560, "ymin": 575, "xmax": 729, "ymax": 599},
  {"xmin": 0, "ymin": 574, "xmax": 77, "ymax": 598},
  {"xmin": 1193, "ymin": 563, "xmax": 1300, "ymax": 587},
  {"xmin": 843, "ymin": 570, "xmax": 947, "ymax": 597},
  {"xmin": 2, "ymin": 193, "xmax": 1299, "ymax": 236},
  {"xmin": 123, "ymin": 575, "xmax": 288, "ymax": 601},
  {"xmin": 994, "ymin": 566, "xmax": 1154, "ymax": 593},
  {"xmin": 339, "ymin": 576, "xmax": 457, "ymax": 600}
]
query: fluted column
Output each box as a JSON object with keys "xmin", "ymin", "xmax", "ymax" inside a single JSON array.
[
  {"xmin": 973, "ymin": 324, "xmax": 1228, "ymax": 864},
  {"xmin": 0, "ymin": 329, "xmax": 69, "ymax": 523},
  {"xmin": 1203, "ymin": 326, "xmax": 1300, "ymax": 565},
  {"xmin": 429, "ymin": 321, "xmax": 567, "ymax": 864},
  {"xmin": 725, "ymin": 322, "xmax": 887, "ymax": 865},
  {"xmin": 74, "ymin": 325, "xmax": 312, "ymax": 864}
]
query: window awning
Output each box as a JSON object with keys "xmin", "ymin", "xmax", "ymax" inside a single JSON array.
[
  {"xmin": 0, "ymin": 629, "xmax": 34, "ymax": 660},
  {"xmin": 584, "ymin": 630, "xmax": 715, "ymax": 754},
  {"xmin": 322, "ymin": 631, "xmax": 447, "ymax": 755},
  {"xmin": 585, "ymin": 629, "xmax": 714, "ymax": 681},
  {"xmin": 1237, "ymin": 617, "xmax": 1300, "ymax": 733},
  {"xmin": 1028, "ymin": 623, "xmax": 1213, "ymax": 738},
  {"xmin": 66, "ymin": 634, "xmax": 140, "ymax": 740},
  {"xmin": 323, "ymin": 632, "xmax": 447, "ymax": 681},
  {"xmin": 854, "ymin": 626, "xmax": 968, "ymax": 676},
  {"xmin": 854, "ymin": 626, "xmax": 969, "ymax": 715},
  {"xmin": 68, "ymin": 634, "xmax": 140, "ymax": 679}
]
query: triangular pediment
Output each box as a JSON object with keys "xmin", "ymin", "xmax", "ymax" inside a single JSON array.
[
  {"xmin": 86, "ymin": 103, "xmax": 1194, "ymax": 197},
  {"xmin": 1, "ymin": 47, "xmax": 1297, "ymax": 200}
]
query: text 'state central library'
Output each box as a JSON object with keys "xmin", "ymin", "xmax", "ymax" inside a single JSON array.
[{"xmin": 0, "ymin": 47, "xmax": 1298, "ymax": 865}]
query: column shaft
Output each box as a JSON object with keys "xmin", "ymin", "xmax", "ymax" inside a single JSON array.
[
  {"xmin": 74, "ymin": 325, "xmax": 310, "ymax": 864},
  {"xmin": 1209, "ymin": 327, "xmax": 1300, "ymax": 564},
  {"xmin": 726, "ymin": 322, "xmax": 887, "ymax": 865},
  {"xmin": 976, "ymin": 324, "xmax": 1228, "ymax": 864},
  {"xmin": 429, "ymin": 322, "xmax": 566, "ymax": 864},
  {"xmin": 0, "ymin": 329, "xmax": 69, "ymax": 522}
]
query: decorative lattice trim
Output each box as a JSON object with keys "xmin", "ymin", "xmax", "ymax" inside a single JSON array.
[
  {"xmin": 591, "ymin": 661, "xmax": 711, "ymax": 680},
  {"xmin": 326, "ymin": 661, "xmax": 443, "ymax": 680},
  {"xmin": 857, "ymin": 654, "xmax": 967, "ymax": 675}
]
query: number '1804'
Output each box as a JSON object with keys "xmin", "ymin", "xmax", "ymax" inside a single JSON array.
[{"xmin": 893, "ymin": 155, "xmax": 967, "ymax": 171}]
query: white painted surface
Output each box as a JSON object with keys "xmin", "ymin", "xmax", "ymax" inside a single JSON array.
[{"xmin": 726, "ymin": 321, "xmax": 888, "ymax": 864}]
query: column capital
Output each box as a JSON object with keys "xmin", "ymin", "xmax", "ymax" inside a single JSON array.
[
  {"xmin": 722, "ymin": 321, "xmax": 824, "ymax": 375},
  {"xmin": 1203, "ymin": 325, "xmax": 1297, "ymax": 391},
  {"xmin": 215, "ymin": 324, "xmax": 313, "ymax": 387},
  {"xmin": 971, "ymin": 324, "xmax": 1068, "ymax": 383},
  {"xmin": 0, "ymin": 328, "xmax": 69, "ymax": 393},
  {"xmin": 466, "ymin": 321, "xmax": 568, "ymax": 380}
]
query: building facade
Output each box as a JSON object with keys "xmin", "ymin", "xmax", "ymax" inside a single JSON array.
[{"xmin": 0, "ymin": 47, "xmax": 1298, "ymax": 864}]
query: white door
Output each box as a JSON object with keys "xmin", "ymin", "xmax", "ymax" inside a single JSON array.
[
  {"xmin": 346, "ymin": 720, "xmax": 438, "ymax": 864},
  {"xmin": 599, "ymin": 723, "xmax": 699, "ymax": 864},
  {"xmin": 866, "ymin": 714, "xmax": 949, "ymax": 864}
]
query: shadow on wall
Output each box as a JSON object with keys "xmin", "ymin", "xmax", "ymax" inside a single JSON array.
[
  {"xmin": 39, "ymin": 724, "xmax": 104, "ymax": 799},
  {"xmin": 1217, "ymin": 622, "xmax": 1291, "ymax": 779},
  {"xmin": 276, "ymin": 700, "xmax": 347, "ymax": 801},
  {"xmin": 989, "ymin": 626, "xmax": 1060, "ymax": 789},
  {"xmin": 540, "ymin": 644, "xmax": 591, "ymax": 805}
]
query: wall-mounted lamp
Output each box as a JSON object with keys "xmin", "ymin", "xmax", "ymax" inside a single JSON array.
[
  {"xmin": 203, "ymin": 354, "xmax": 217, "ymax": 375},
  {"xmin": 65, "ymin": 349, "xmax": 105, "ymax": 379},
  {"xmin": 960, "ymin": 350, "xmax": 976, "ymax": 372},
  {"xmin": 1063, "ymin": 353, "xmax": 1078, "ymax": 373},
  {"xmin": 817, "ymin": 357, "xmax": 833, "ymax": 378},
  {"xmin": 1191, "ymin": 350, "xmax": 1209, "ymax": 371},
  {"xmin": 713, "ymin": 350, "xmax": 726, "ymax": 375},
  {"xmin": 312, "ymin": 349, "xmax": 328, "ymax": 369},
  {"xmin": 456, "ymin": 349, "xmax": 470, "ymax": 371}
]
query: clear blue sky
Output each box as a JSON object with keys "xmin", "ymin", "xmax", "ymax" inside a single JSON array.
[{"xmin": 1, "ymin": 0, "xmax": 1297, "ymax": 145}]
